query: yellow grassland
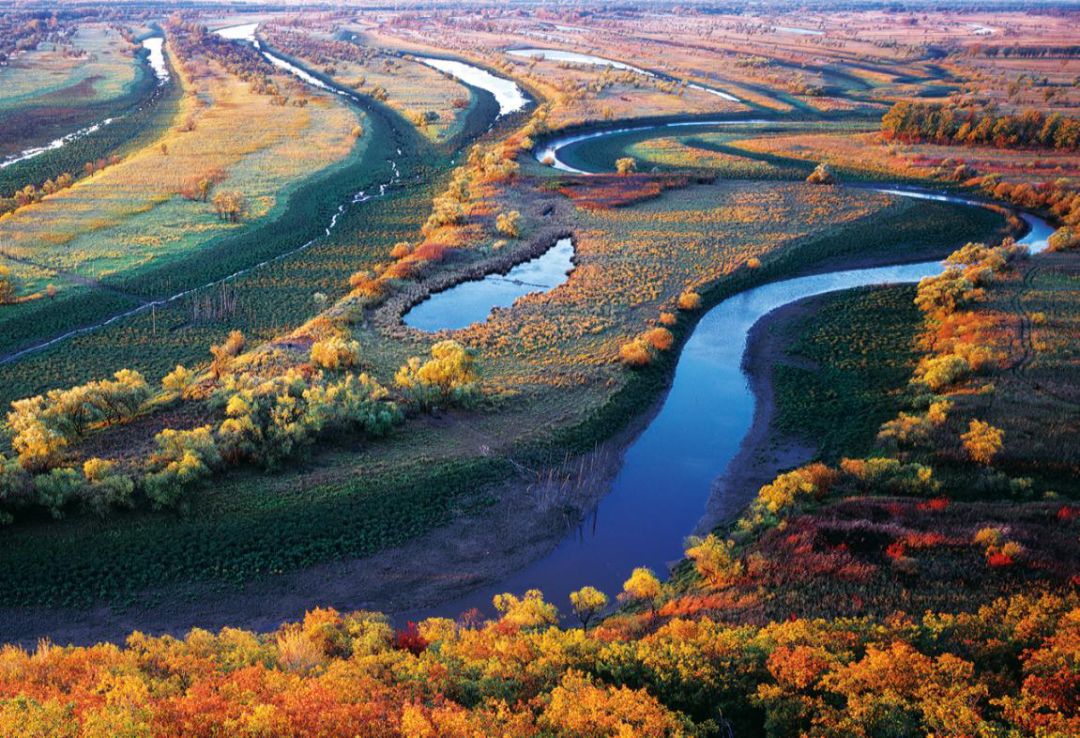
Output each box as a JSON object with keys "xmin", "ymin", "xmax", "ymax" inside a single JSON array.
[
  {"xmin": 729, "ymin": 130, "xmax": 1080, "ymax": 187},
  {"xmin": 0, "ymin": 39, "xmax": 360, "ymax": 283}
]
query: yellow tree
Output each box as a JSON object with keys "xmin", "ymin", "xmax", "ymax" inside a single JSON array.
[
  {"xmin": 685, "ymin": 534, "xmax": 743, "ymax": 589},
  {"xmin": 0, "ymin": 264, "xmax": 16, "ymax": 304},
  {"xmin": 395, "ymin": 340, "xmax": 478, "ymax": 407},
  {"xmin": 211, "ymin": 190, "xmax": 247, "ymax": 222},
  {"xmin": 620, "ymin": 567, "xmax": 662, "ymax": 615},
  {"xmin": 961, "ymin": 419, "xmax": 1004, "ymax": 465},
  {"xmin": 492, "ymin": 589, "xmax": 558, "ymax": 629},
  {"xmin": 569, "ymin": 586, "xmax": 608, "ymax": 631},
  {"xmin": 495, "ymin": 210, "xmax": 521, "ymax": 237},
  {"xmin": 310, "ymin": 336, "xmax": 360, "ymax": 371}
]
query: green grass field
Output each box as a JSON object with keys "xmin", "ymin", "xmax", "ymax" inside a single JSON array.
[{"xmin": 771, "ymin": 285, "xmax": 921, "ymax": 460}]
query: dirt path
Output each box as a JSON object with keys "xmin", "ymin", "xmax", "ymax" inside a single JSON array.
[{"xmin": 1007, "ymin": 260, "xmax": 1079, "ymax": 410}]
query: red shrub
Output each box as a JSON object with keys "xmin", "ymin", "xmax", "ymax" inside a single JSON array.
[
  {"xmin": 885, "ymin": 541, "xmax": 908, "ymax": 561},
  {"xmin": 394, "ymin": 622, "xmax": 429, "ymax": 655},
  {"xmin": 412, "ymin": 241, "xmax": 448, "ymax": 262},
  {"xmin": 904, "ymin": 532, "xmax": 946, "ymax": 549},
  {"xmin": 987, "ymin": 552, "xmax": 1015, "ymax": 568}
]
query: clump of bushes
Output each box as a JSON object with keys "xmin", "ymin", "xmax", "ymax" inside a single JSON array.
[
  {"xmin": 6, "ymin": 370, "xmax": 150, "ymax": 471},
  {"xmin": 677, "ymin": 291, "xmax": 702, "ymax": 311},
  {"xmin": 495, "ymin": 210, "xmax": 521, "ymax": 238},
  {"xmin": 806, "ymin": 162, "xmax": 837, "ymax": 185},
  {"xmin": 143, "ymin": 426, "xmax": 220, "ymax": 510},
  {"xmin": 619, "ymin": 339, "xmax": 654, "ymax": 367},
  {"xmin": 395, "ymin": 340, "xmax": 478, "ymax": 409},
  {"xmin": 619, "ymin": 327, "xmax": 674, "ymax": 367},
  {"xmin": 1047, "ymin": 226, "xmax": 1079, "ymax": 252},
  {"xmin": 310, "ymin": 335, "xmax": 361, "ymax": 370}
]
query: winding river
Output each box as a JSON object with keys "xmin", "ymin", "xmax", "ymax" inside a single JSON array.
[{"xmin": 411, "ymin": 121, "xmax": 1053, "ymax": 620}]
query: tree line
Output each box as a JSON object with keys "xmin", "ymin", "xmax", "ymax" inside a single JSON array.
[
  {"xmin": 0, "ymin": 332, "xmax": 477, "ymax": 523},
  {"xmin": 881, "ymin": 101, "xmax": 1080, "ymax": 151}
]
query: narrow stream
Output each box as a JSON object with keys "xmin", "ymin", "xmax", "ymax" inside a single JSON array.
[
  {"xmin": 404, "ymin": 237, "xmax": 574, "ymax": 331},
  {"xmin": 410, "ymin": 122, "xmax": 1054, "ymax": 620}
]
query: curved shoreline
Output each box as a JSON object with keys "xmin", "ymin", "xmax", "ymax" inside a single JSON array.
[{"xmin": 695, "ymin": 295, "xmax": 824, "ymax": 534}]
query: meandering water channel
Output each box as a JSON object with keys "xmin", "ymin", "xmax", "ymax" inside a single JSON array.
[
  {"xmin": 411, "ymin": 121, "xmax": 1053, "ymax": 621},
  {"xmin": 416, "ymin": 57, "xmax": 528, "ymax": 117}
]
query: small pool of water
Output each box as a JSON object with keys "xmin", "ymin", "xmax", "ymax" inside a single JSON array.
[
  {"xmin": 775, "ymin": 26, "xmax": 825, "ymax": 36},
  {"xmin": 415, "ymin": 58, "xmax": 528, "ymax": 117},
  {"xmin": 403, "ymin": 237, "xmax": 575, "ymax": 331}
]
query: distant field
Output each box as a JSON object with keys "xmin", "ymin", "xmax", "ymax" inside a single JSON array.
[
  {"xmin": 0, "ymin": 42, "xmax": 367, "ymax": 358},
  {"xmin": 0, "ymin": 24, "xmax": 153, "ymax": 167},
  {"xmin": 729, "ymin": 129, "xmax": 1080, "ymax": 187},
  {"xmin": 0, "ymin": 25, "xmax": 140, "ymax": 113},
  {"xmin": 0, "ymin": 61, "xmax": 359, "ymax": 283}
]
